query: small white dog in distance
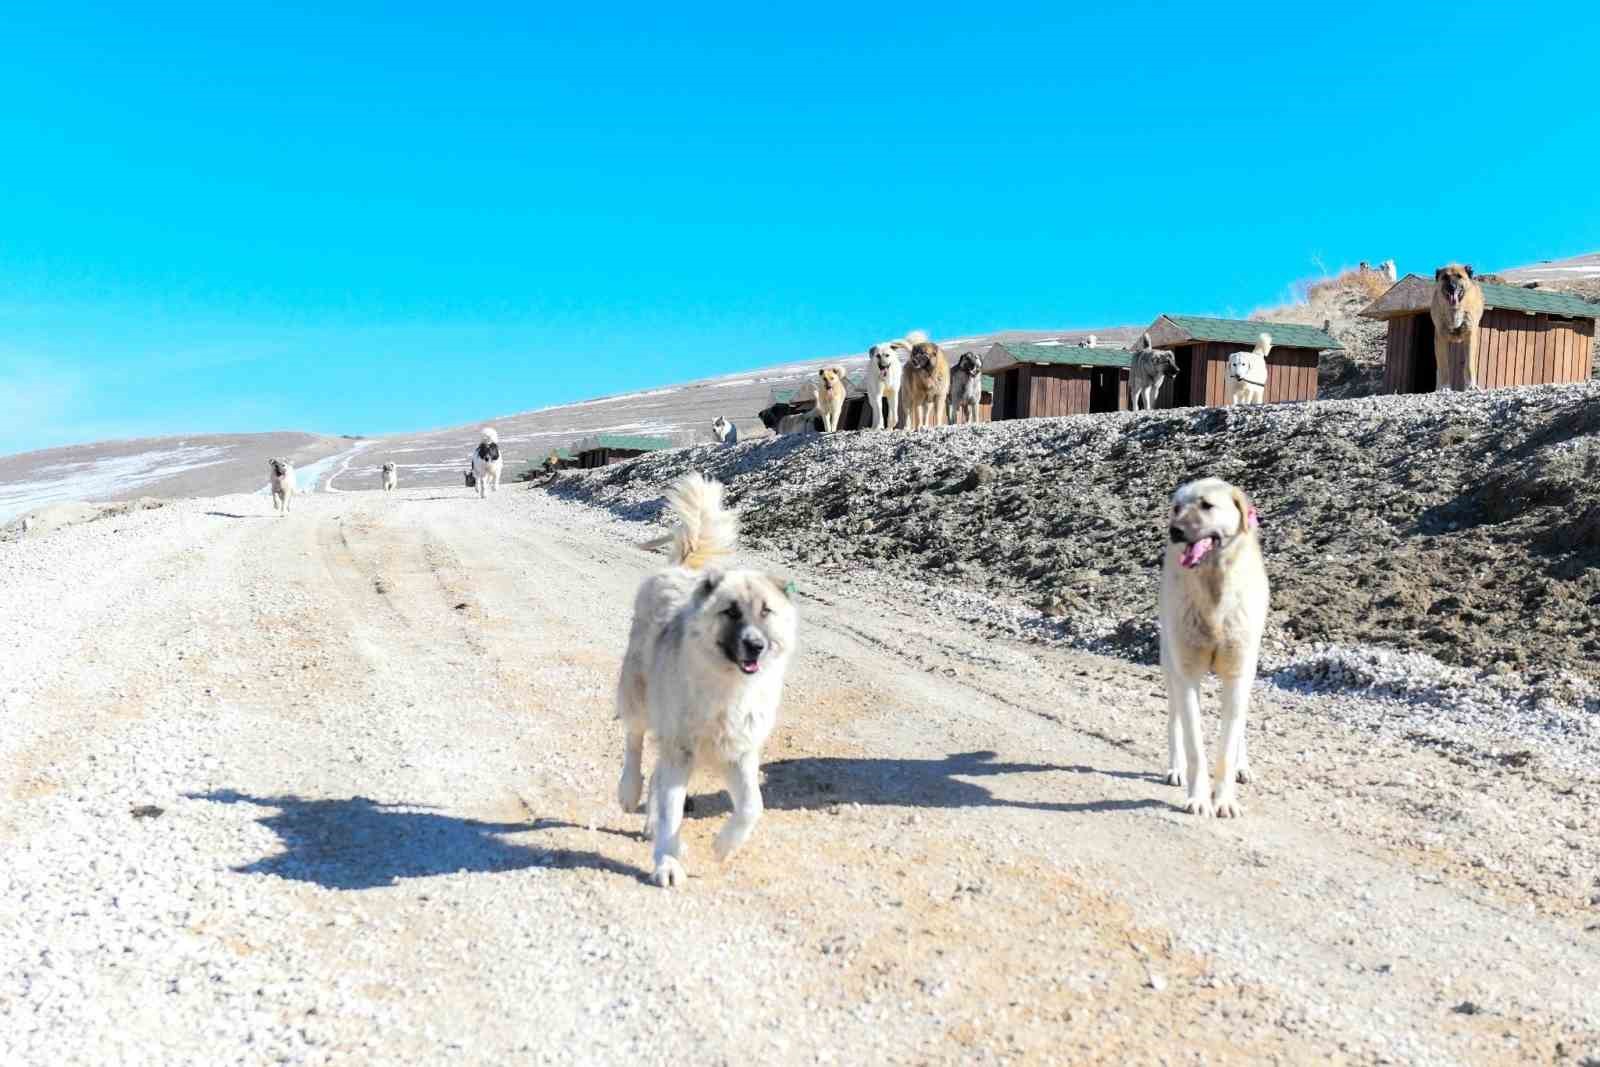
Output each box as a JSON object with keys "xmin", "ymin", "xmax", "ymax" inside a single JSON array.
[
  {"xmin": 268, "ymin": 458, "xmax": 296, "ymax": 515},
  {"xmin": 1227, "ymin": 333, "xmax": 1271, "ymax": 406},
  {"xmin": 864, "ymin": 337, "xmax": 911, "ymax": 430},
  {"xmin": 1159, "ymin": 478, "xmax": 1269, "ymax": 818},
  {"xmin": 471, "ymin": 427, "xmax": 502, "ymax": 498},
  {"xmin": 381, "ymin": 462, "xmax": 398, "ymax": 491},
  {"xmin": 615, "ymin": 473, "xmax": 799, "ymax": 888},
  {"xmin": 711, "ymin": 416, "xmax": 738, "ymax": 445}
]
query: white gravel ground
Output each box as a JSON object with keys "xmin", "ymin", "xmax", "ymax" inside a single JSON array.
[{"xmin": 2, "ymin": 483, "xmax": 1597, "ymax": 1065}]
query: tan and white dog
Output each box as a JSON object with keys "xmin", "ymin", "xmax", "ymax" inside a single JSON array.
[
  {"xmin": 267, "ymin": 458, "xmax": 296, "ymax": 515},
  {"xmin": 471, "ymin": 427, "xmax": 502, "ymax": 498},
  {"xmin": 1430, "ymin": 263, "xmax": 1484, "ymax": 391},
  {"xmin": 1226, "ymin": 332, "xmax": 1271, "ymax": 406},
  {"xmin": 903, "ymin": 337, "xmax": 950, "ymax": 430},
  {"xmin": 864, "ymin": 337, "xmax": 912, "ymax": 430},
  {"xmin": 815, "ymin": 365, "xmax": 849, "ymax": 432},
  {"xmin": 615, "ymin": 474, "xmax": 799, "ymax": 888},
  {"xmin": 1159, "ymin": 478, "xmax": 1269, "ymax": 818},
  {"xmin": 380, "ymin": 462, "xmax": 398, "ymax": 491}
]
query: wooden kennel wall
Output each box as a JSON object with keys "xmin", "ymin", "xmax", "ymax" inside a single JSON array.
[
  {"xmin": 983, "ymin": 343, "xmax": 1131, "ymax": 420},
  {"xmin": 1361, "ymin": 275, "xmax": 1598, "ymax": 393},
  {"xmin": 1142, "ymin": 316, "xmax": 1338, "ymax": 408},
  {"xmin": 575, "ymin": 435, "xmax": 672, "ymax": 468}
]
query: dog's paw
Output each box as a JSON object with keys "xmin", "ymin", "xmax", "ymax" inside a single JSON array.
[
  {"xmin": 617, "ymin": 776, "xmax": 644, "ymax": 814},
  {"xmin": 1213, "ymin": 796, "xmax": 1245, "ymax": 819},
  {"xmin": 652, "ymin": 856, "xmax": 687, "ymax": 889},
  {"xmin": 1163, "ymin": 768, "xmax": 1186, "ymax": 788},
  {"xmin": 1182, "ymin": 794, "xmax": 1215, "ymax": 818},
  {"xmin": 712, "ymin": 822, "xmax": 753, "ymax": 863}
]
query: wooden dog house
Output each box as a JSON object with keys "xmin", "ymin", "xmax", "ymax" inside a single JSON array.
[
  {"xmin": 981, "ymin": 342, "xmax": 1132, "ymax": 419},
  {"xmin": 574, "ymin": 434, "xmax": 672, "ymax": 469},
  {"xmin": 1143, "ymin": 316, "xmax": 1337, "ymax": 408},
  {"xmin": 1360, "ymin": 275, "xmax": 1598, "ymax": 393}
]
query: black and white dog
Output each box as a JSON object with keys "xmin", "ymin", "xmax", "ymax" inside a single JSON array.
[{"xmin": 471, "ymin": 427, "xmax": 502, "ymax": 497}]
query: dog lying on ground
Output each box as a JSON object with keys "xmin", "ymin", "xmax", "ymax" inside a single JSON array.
[
  {"xmin": 711, "ymin": 416, "xmax": 739, "ymax": 445},
  {"xmin": 1159, "ymin": 477, "xmax": 1269, "ymax": 818},
  {"xmin": 471, "ymin": 427, "xmax": 502, "ymax": 498},
  {"xmin": 815, "ymin": 365, "xmax": 848, "ymax": 432},
  {"xmin": 864, "ymin": 338, "xmax": 911, "ymax": 430},
  {"xmin": 903, "ymin": 337, "xmax": 950, "ymax": 430},
  {"xmin": 758, "ymin": 402, "xmax": 819, "ymax": 436},
  {"xmin": 1128, "ymin": 333, "xmax": 1180, "ymax": 411},
  {"xmin": 615, "ymin": 473, "xmax": 799, "ymax": 888},
  {"xmin": 947, "ymin": 351, "xmax": 984, "ymax": 425},
  {"xmin": 1226, "ymin": 332, "xmax": 1271, "ymax": 406},
  {"xmin": 268, "ymin": 459, "xmax": 296, "ymax": 515},
  {"xmin": 1430, "ymin": 263, "xmax": 1484, "ymax": 391},
  {"xmin": 381, "ymin": 462, "xmax": 397, "ymax": 491}
]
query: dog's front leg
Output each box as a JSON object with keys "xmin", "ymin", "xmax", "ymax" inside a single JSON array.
[
  {"xmin": 650, "ymin": 752, "xmax": 692, "ymax": 887},
  {"xmin": 1176, "ymin": 680, "xmax": 1212, "ymax": 816},
  {"xmin": 1434, "ymin": 330, "xmax": 1454, "ymax": 392},
  {"xmin": 1212, "ymin": 670, "xmax": 1253, "ymax": 818},
  {"xmin": 713, "ymin": 750, "xmax": 763, "ymax": 862},
  {"xmin": 1164, "ymin": 681, "xmax": 1185, "ymax": 788},
  {"xmin": 617, "ymin": 726, "xmax": 646, "ymax": 813},
  {"xmin": 1463, "ymin": 323, "xmax": 1480, "ymax": 390}
]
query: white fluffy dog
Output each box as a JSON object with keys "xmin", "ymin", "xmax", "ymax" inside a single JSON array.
[
  {"xmin": 380, "ymin": 462, "xmax": 398, "ymax": 491},
  {"xmin": 615, "ymin": 473, "xmax": 799, "ymax": 888},
  {"xmin": 471, "ymin": 428, "xmax": 502, "ymax": 498},
  {"xmin": 1226, "ymin": 333, "xmax": 1271, "ymax": 406},
  {"xmin": 1159, "ymin": 478, "xmax": 1269, "ymax": 818},
  {"xmin": 267, "ymin": 458, "xmax": 296, "ymax": 515},
  {"xmin": 864, "ymin": 336, "xmax": 913, "ymax": 430},
  {"xmin": 711, "ymin": 416, "xmax": 738, "ymax": 445}
]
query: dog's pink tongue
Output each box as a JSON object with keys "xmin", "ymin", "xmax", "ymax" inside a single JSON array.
[{"xmin": 1180, "ymin": 538, "xmax": 1213, "ymax": 569}]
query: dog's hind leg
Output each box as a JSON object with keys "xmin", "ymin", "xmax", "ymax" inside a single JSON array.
[
  {"xmin": 713, "ymin": 750, "xmax": 763, "ymax": 863},
  {"xmin": 617, "ymin": 725, "xmax": 646, "ymax": 813},
  {"xmin": 649, "ymin": 752, "xmax": 693, "ymax": 888},
  {"xmin": 1211, "ymin": 668, "xmax": 1253, "ymax": 818}
]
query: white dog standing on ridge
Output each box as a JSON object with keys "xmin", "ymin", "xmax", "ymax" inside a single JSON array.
[
  {"xmin": 380, "ymin": 462, "xmax": 398, "ymax": 491},
  {"xmin": 864, "ymin": 337, "xmax": 911, "ymax": 430},
  {"xmin": 1159, "ymin": 477, "xmax": 1269, "ymax": 818},
  {"xmin": 815, "ymin": 365, "xmax": 849, "ymax": 432},
  {"xmin": 1226, "ymin": 332, "xmax": 1271, "ymax": 406},
  {"xmin": 711, "ymin": 416, "xmax": 738, "ymax": 445},
  {"xmin": 267, "ymin": 458, "xmax": 296, "ymax": 515},
  {"xmin": 471, "ymin": 428, "xmax": 502, "ymax": 498},
  {"xmin": 615, "ymin": 473, "xmax": 799, "ymax": 888}
]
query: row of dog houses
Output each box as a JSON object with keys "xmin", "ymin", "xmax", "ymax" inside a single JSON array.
[{"xmin": 561, "ymin": 275, "xmax": 1598, "ymax": 465}]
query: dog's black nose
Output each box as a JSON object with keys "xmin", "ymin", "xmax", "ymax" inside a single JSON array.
[
  {"xmin": 1168, "ymin": 525, "xmax": 1186, "ymax": 543},
  {"xmin": 739, "ymin": 631, "xmax": 767, "ymax": 659}
]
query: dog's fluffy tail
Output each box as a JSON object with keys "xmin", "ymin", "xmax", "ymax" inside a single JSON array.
[
  {"xmin": 905, "ymin": 329, "xmax": 929, "ymax": 345},
  {"xmin": 658, "ymin": 473, "xmax": 737, "ymax": 570},
  {"xmin": 1256, "ymin": 332, "xmax": 1272, "ymax": 355},
  {"xmin": 480, "ymin": 426, "xmax": 499, "ymax": 444}
]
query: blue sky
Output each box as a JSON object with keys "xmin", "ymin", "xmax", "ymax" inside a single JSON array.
[{"xmin": 3, "ymin": 1, "xmax": 1598, "ymax": 455}]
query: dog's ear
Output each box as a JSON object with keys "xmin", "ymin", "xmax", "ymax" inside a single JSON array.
[
  {"xmin": 695, "ymin": 570, "xmax": 725, "ymax": 600},
  {"xmin": 1230, "ymin": 485, "xmax": 1260, "ymax": 532},
  {"xmin": 1463, "ymin": 264, "xmax": 1474, "ymax": 278},
  {"xmin": 1435, "ymin": 267, "xmax": 1446, "ymax": 282},
  {"xmin": 768, "ymin": 574, "xmax": 797, "ymax": 601}
]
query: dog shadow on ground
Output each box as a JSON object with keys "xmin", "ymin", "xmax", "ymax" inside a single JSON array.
[
  {"xmin": 683, "ymin": 750, "xmax": 1166, "ymax": 819},
  {"xmin": 190, "ymin": 790, "xmax": 645, "ymax": 889},
  {"xmin": 204, "ymin": 511, "xmax": 275, "ymax": 520}
]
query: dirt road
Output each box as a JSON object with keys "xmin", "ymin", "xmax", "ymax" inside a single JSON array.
[{"xmin": 2, "ymin": 487, "xmax": 1595, "ymax": 1065}]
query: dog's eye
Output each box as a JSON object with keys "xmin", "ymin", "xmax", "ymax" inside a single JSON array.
[
  {"xmin": 1200, "ymin": 501, "xmax": 1213, "ymax": 511},
  {"xmin": 723, "ymin": 604, "xmax": 741, "ymax": 620},
  {"xmin": 759, "ymin": 603, "xmax": 772, "ymax": 618}
]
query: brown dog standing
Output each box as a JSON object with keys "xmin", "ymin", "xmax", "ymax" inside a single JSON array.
[
  {"xmin": 1430, "ymin": 263, "xmax": 1484, "ymax": 391},
  {"xmin": 903, "ymin": 339, "xmax": 950, "ymax": 429}
]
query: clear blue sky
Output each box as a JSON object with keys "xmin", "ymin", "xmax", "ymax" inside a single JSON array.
[{"xmin": 4, "ymin": 1, "xmax": 1598, "ymax": 455}]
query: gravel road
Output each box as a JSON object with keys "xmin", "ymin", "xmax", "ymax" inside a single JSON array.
[{"xmin": 2, "ymin": 484, "xmax": 1596, "ymax": 1065}]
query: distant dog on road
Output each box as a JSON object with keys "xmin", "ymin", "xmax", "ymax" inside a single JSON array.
[
  {"xmin": 471, "ymin": 427, "xmax": 502, "ymax": 498},
  {"xmin": 1129, "ymin": 333, "xmax": 1180, "ymax": 411},
  {"xmin": 816, "ymin": 365, "xmax": 849, "ymax": 432},
  {"xmin": 615, "ymin": 473, "xmax": 799, "ymax": 888},
  {"xmin": 1159, "ymin": 477, "xmax": 1269, "ymax": 819},
  {"xmin": 903, "ymin": 337, "xmax": 950, "ymax": 430},
  {"xmin": 864, "ymin": 337, "xmax": 912, "ymax": 430},
  {"xmin": 268, "ymin": 459, "xmax": 296, "ymax": 515},
  {"xmin": 1431, "ymin": 263, "xmax": 1484, "ymax": 391},
  {"xmin": 1226, "ymin": 333, "xmax": 1271, "ymax": 406},
  {"xmin": 948, "ymin": 351, "xmax": 984, "ymax": 425},
  {"xmin": 711, "ymin": 416, "xmax": 739, "ymax": 446},
  {"xmin": 381, "ymin": 462, "xmax": 398, "ymax": 491}
]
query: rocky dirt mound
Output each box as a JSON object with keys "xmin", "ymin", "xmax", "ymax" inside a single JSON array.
[{"xmin": 547, "ymin": 384, "xmax": 1600, "ymax": 694}]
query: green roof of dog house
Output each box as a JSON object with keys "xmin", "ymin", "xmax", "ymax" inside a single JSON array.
[
  {"xmin": 983, "ymin": 342, "xmax": 1134, "ymax": 370},
  {"xmin": 1147, "ymin": 315, "xmax": 1343, "ymax": 351},
  {"xmin": 580, "ymin": 435, "xmax": 674, "ymax": 453},
  {"xmin": 1359, "ymin": 274, "xmax": 1600, "ymax": 320}
]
